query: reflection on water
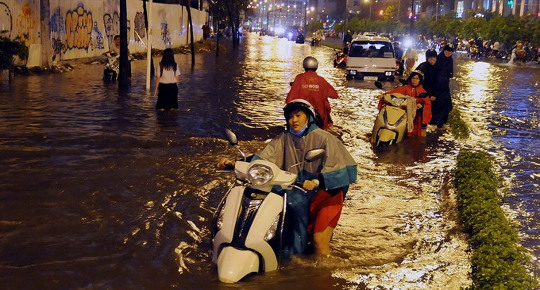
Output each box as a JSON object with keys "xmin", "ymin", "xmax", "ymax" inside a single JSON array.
[{"xmin": 0, "ymin": 34, "xmax": 537, "ymax": 288}]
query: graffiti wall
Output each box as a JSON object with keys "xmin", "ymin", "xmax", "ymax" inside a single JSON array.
[
  {"xmin": 0, "ymin": 0, "xmax": 39, "ymax": 44},
  {"xmin": 2, "ymin": 0, "xmax": 207, "ymax": 62}
]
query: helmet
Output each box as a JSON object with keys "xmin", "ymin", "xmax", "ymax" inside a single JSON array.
[
  {"xmin": 303, "ymin": 56, "xmax": 318, "ymax": 71},
  {"xmin": 426, "ymin": 49, "xmax": 437, "ymax": 58},
  {"xmin": 407, "ymin": 70, "xmax": 424, "ymax": 84},
  {"xmin": 283, "ymin": 99, "xmax": 316, "ymax": 120}
]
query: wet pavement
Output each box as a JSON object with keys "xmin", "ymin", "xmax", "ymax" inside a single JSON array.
[{"xmin": 0, "ymin": 34, "xmax": 538, "ymax": 289}]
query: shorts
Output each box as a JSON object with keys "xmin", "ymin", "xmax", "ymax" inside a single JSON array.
[{"xmin": 307, "ymin": 188, "xmax": 344, "ymax": 234}]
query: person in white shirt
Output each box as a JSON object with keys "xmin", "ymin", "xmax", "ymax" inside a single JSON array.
[
  {"xmin": 154, "ymin": 48, "xmax": 181, "ymax": 110},
  {"xmin": 401, "ymin": 47, "xmax": 418, "ymax": 80}
]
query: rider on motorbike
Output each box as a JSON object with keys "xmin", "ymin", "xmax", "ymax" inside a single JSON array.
[
  {"xmin": 287, "ymin": 57, "xmax": 339, "ymax": 130},
  {"xmin": 219, "ymin": 100, "xmax": 357, "ymax": 257},
  {"xmin": 377, "ymin": 70, "xmax": 432, "ymax": 137}
]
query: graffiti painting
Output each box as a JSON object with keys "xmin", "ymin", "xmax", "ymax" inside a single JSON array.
[
  {"xmin": 92, "ymin": 22, "xmax": 105, "ymax": 49},
  {"xmin": 0, "ymin": 2, "xmax": 12, "ymax": 37},
  {"xmin": 103, "ymin": 12, "xmax": 119, "ymax": 49},
  {"xmin": 134, "ymin": 12, "xmax": 146, "ymax": 42},
  {"xmin": 16, "ymin": 3, "xmax": 35, "ymax": 43},
  {"xmin": 65, "ymin": 4, "xmax": 93, "ymax": 50},
  {"xmin": 161, "ymin": 22, "xmax": 171, "ymax": 46}
]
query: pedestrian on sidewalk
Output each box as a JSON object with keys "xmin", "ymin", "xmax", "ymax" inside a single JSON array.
[{"xmin": 154, "ymin": 48, "xmax": 180, "ymax": 111}]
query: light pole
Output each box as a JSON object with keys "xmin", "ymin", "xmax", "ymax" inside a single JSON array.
[
  {"xmin": 409, "ymin": 0, "xmax": 415, "ymax": 34},
  {"xmin": 303, "ymin": 2, "xmax": 307, "ymax": 34},
  {"xmin": 304, "ymin": 5, "xmax": 314, "ymax": 34},
  {"xmin": 344, "ymin": 0, "xmax": 349, "ymax": 28},
  {"xmin": 364, "ymin": 0, "xmax": 372, "ymax": 20},
  {"xmin": 266, "ymin": 5, "xmax": 283, "ymax": 33},
  {"xmin": 435, "ymin": 0, "xmax": 439, "ymax": 20}
]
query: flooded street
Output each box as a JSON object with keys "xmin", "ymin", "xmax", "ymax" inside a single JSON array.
[{"xmin": 0, "ymin": 34, "xmax": 538, "ymax": 289}]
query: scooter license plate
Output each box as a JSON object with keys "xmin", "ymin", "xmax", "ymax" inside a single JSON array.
[{"xmin": 365, "ymin": 76, "xmax": 378, "ymax": 80}]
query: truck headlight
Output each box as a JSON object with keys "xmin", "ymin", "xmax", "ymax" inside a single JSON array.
[
  {"xmin": 264, "ymin": 214, "xmax": 281, "ymax": 241},
  {"xmin": 247, "ymin": 164, "xmax": 274, "ymax": 186}
]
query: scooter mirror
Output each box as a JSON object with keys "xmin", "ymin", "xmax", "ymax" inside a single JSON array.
[
  {"xmin": 374, "ymin": 81, "xmax": 383, "ymax": 90},
  {"xmin": 224, "ymin": 129, "xmax": 238, "ymax": 146},
  {"xmin": 305, "ymin": 149, "xmax": 325, "ymax": 162}
]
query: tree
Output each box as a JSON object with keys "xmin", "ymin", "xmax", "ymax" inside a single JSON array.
[
  {"xmin": 181, "ymin": 0, "xmax": 196, "ymax": 66},
  {"xmin": 208, "ymin": 0, "xmax": 227, "ymax": 56},
  {"xmin": 211, "ymin": 0, "xmax": 249, "ymax": 48},
  {"xmin": 0, "ymin": 34, "xmax": 28, "ymax": 81}
]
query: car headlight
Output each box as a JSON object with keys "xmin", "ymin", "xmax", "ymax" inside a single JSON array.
[
  {"xmin": 349, "ymin": 70, "xmax": 357, "ymax": 75},
  {"xmin": 264, "ymin": 214, "xmax": 281, "ymax": 241},
  {"xmin": 247, "ymin": 164, "xmax": 274, "ymax": 186},
  {"xmin": 385, "ymin": 71, "xmax": 394, "ymax": 76}
]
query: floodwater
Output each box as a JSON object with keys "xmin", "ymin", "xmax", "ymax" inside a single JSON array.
[{"xmin": 0, "ymin": 34, "xmax": 537, "ymax": 289}]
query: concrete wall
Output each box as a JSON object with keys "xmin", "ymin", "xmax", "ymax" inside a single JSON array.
[{"xmin": 1, "ymin": 0, "xmax": 208, "ymax": 64}]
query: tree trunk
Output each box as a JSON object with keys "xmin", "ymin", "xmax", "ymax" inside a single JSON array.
[
  {"xmin": 183, "ymin": 0, "xmax": 195, "ymax": 67},
  {"xmin": 225, "ymin": 0, "xmax": 238, "ymax": 48},
  {"xmin": 40, "ymin": 0, "xmax": 51, "ymax": 67},
  {"xmin": 215, "ymin": 18, "xmax": 220, "ymax": 57},
  {"xmin": 119, "ymin": 0, "xmax": 130, "ymax": 89}
]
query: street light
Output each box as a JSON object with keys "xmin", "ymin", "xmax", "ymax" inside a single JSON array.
[
  {"xmin": 266, "ymin": 5, "xmax": 283, "ymax": 33},
  {"xmin": 304, "ymin": 4, "xmax": 314, "ymax": 34}
]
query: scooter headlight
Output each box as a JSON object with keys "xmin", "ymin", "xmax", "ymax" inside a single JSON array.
[
  {"xmin": 247, "ymin": 164, "xmax": 274, "ymax": 186},
  {"xmin": 264, "ymin": 214, "xmax": 281, "ymax": 241}
]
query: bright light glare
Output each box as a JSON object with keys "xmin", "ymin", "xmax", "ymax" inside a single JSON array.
[
  {"xmin": 275, "ymin": 27, "xmax": 285, "ymax": 35},
  {"xmin": 403, "ymin": 38, "xmax": 413, "ymax": 48}
]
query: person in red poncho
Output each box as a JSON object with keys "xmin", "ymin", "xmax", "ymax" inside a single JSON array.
[
  {"xmin": 377, "ymin": 70, "xmax": 432, "ymax": 137},
  {"xmin": 286, "ymin": 57, "xmax": 339, "ymax": 130}
]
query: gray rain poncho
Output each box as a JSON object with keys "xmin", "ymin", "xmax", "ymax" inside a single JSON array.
[{"xmin": 252, "ymin": 123, "xmax": 357, "ymax": 256}]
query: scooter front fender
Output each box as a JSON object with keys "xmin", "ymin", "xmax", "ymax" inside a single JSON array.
[{"xmin": 217, "ymin": 247, "xmax": 259, "ymax": 283}]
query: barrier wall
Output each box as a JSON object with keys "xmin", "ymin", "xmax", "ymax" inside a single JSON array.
[{"xmin": 1, "ymin": 0, "xmax": 208, "ymax": 63}]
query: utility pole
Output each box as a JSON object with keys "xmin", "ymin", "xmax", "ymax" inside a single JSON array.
[
  {"xmin": 144, "ymin": 0, "xmax": 153, "ymax": 91},
  {"xmin": 409, "ymin": 0, "xmax": 415, "ymax": 35},
  {"xmin": 344, "ymin": 0, "xmax": 348, "ymax": 30},
  {"xmin": 304, "ymin": 2, "xmax": 307, "ymax": 34},
  {"xmin": 119, "ymin": 0, "xmax": 129, "ymax": 89},
  {"xmin": 435, "ymin": 0, "xmax": 439, "ymax": 20}
]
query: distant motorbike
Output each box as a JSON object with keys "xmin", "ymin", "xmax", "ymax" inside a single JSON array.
[
  {"xmin": 103, "ymin": 52, "xmax": 119, "ymax": 83},
  {"xmin": 333, "ymin": 50, "xmax": 347, "ymax": 68},
  {"xmin": 295, "ymin": 33, "xmax": 305, "ymax": 44},
  {"xmin": 211, "ymin": 129, "xmax": 325, "ymax": 283}
]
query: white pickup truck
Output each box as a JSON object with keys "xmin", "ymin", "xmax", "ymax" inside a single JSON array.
[{"xmin": 346, "ymin": 36, "xmax": 397, "ymax": 81}]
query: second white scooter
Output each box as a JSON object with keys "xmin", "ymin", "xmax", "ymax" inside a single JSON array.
[{"xmin": 371, "ymin": 81, "xmax": 409, "ymax": 147}]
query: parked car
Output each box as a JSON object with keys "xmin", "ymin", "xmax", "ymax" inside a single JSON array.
[{"xmin": 346, "ymin": 36, "xmax": 397, "ymax": 81}]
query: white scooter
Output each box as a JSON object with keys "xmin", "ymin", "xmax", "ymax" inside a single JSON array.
[
  {"xmin": 211, "ymin": 129, "xmax": 324, "ymax": 283},
  {"xmin": 371, "ymin": 81, "xmax": 409, "ymax": 147}
]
